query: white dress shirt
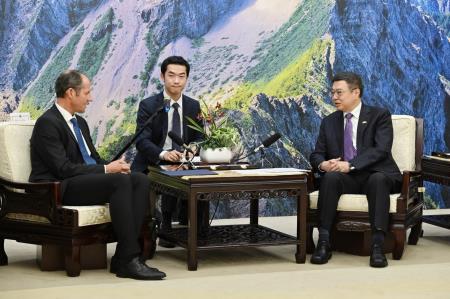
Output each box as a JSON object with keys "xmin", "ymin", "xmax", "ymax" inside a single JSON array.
[{"xmin": 159, "ymin": 91, "xmax": 184, "ymax": 160}]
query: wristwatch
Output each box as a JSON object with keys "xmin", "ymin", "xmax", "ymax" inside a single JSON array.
[{"xmin": 348, "ymin": 162, "xmax": 356, "ymax": 172}]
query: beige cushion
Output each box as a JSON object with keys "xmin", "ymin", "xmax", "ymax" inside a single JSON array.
[
  {"xmin": 309, "ymin": 191, "xmax": 399, "ymax": 213},
  {"xmin": 5, "ymin": 205, "xmax": 111, "ymax": 226},
  {"xmin": 0, "ymin": 121, "xmax": 111, "ymax": 227},
  {"xmin": 0, "ymin": 121, "xmax": 35, "ymax": 182},
  {"xmin": 391, "ymin": 115, "xmax": 416, "ymax": 172},
  {"xmin": 309, "ymin": 115, "xmax": 416, "ymax": 213}
]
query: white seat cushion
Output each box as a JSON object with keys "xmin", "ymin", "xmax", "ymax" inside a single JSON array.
[
  {"xmin": 0, "ymin": 121, "xmax": 112, "ymax": 227},
  {"xmin": 309, "ymin": 191, "xmax": 399, "ymax": 213},
  {"xmin": 5, "ymin": 205, "xmax": 111, "ymax": 226}
]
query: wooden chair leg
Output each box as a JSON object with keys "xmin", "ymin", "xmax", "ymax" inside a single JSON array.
[
  {"xmin": 64, "ymin": 245, "xmax": 81, "ymax": 277},
  {"xmin": 306, "ymin": 226, "xmax": 315, "ymax": 254},
  {"xmin": 392, "ymin": 228, "xmax": 406, "ymax": 260},
  {"xmin": 0, "ymin": 238, "xmax": 8, "ymax": 266},
  {"xmin": 408, "ymin": 221, "xmax": 422, "ymax": 245}
]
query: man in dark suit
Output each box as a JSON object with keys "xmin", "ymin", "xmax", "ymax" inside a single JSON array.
[
  {"xmin": 29, "ymin": 70, "xmax": 166, "ymax": 280},
  {"xmin": 131, "ymin": 56, "xmax": 203, "ymax": 247},
  {"xmin": 309, "ymin": 72, "xmax": 402, "ymax": 268}
]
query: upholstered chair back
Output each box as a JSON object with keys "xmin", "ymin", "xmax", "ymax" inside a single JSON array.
[
  {"xmin": 0, "ymin": 121, "xmax": 35, "ymax": 183},
  {"xmin": 391, "ymin": 115, "xmax": 417, "ymax": 172}
]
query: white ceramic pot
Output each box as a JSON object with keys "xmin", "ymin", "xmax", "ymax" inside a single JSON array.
[{"xmin": 200, "ymin": 147, "xmax": 233, "ymax": 164}]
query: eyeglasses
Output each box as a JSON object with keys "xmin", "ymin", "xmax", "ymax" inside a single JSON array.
[{"xmin": 330, "ymin": 88, "xmax": 356, "ymax": 97}]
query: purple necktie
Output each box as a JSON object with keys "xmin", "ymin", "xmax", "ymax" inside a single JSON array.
[{"xmin": 344, "ymin": 113, "xmax": 356, "ymax": 161}]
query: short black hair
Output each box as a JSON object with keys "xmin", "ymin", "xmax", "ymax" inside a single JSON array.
[
  {"xmin": 332, "ymin": 72, "xmax": 364, "ymax": 97},
  {"xmin": 55, "ymin": 70, "xmax": 84, "ymax": 98},
  {"xmin": 160, "ymin": 56, "xmax": 190, "ymax": 77}
]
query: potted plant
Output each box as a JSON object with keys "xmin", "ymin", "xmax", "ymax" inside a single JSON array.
[{"xmin": 186, "ymin": 100, "xmax": 240, "ymax": 163}]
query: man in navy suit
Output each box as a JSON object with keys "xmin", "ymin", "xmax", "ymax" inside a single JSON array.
[
  {"xmin": 132, "ymin": 56, "xmax": 203, "ymax": 247},
  {"xmin": 309, "ymin": 72, "xmax": 402, "ymax": 268},
  {"xmin": 29, "ymin": 70, "xmax": 166, "ymax": 280}
]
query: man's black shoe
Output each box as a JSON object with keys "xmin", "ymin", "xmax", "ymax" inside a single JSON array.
[
  {"xmin": 110, "ymin": 255, "xmax": 158, "ymax": 274},
  {"xmin": 158, "ymin": 238, "xmax": 176, "ymax": 248},
  {"xmin": 310, "ymin": 240, "xmax": 332, "ymax": 264},
  {"xmin": 370, "ymin": 244, "xmax": 388, "ymax": 268},
  {"xmin": 115, "ymin": 257, "xmax": 166, "ymax": 280},
  {"xmin": 158, "ymin": 223, "xmax": 176, "ymax": 248}
]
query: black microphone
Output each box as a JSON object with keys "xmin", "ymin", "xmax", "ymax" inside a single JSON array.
[
  {"xmin": 168, "ymin": 131, "xmax": 195, "ymax": 154},
  {"xmin": 110, "ymin": 99, "xmax": 170, "ymax": 162},
  {"xmin": 252, "ymin": 132, "xmax": 281, "ymax": 153},
  {"xmin": 232, "ymin": 133, "xmax": 282, "ymax": 163}
]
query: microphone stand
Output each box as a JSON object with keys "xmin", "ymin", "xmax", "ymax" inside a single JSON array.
[
  {"xmin": 259, "ymin": 148, "xmax": 266, "ymax": 168},
  {"xmin": 110, "ymin": 103, "xmax": 167, "ymax": 162}
]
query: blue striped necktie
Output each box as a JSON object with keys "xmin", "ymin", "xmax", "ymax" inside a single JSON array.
[{"xmin": 70, "ymin": 117, "xmax": 97, "ymax": 165}]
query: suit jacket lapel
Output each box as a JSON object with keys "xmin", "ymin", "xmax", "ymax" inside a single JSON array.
[
  {"xmin": 336, "ymin": 112, "xmax": 344, "ymax": 158},
  {"xmin": 182, "ymin": 97, "xmax": 189, "ymax": 143},
  {"xmin": 50, "ymin": 105, "xmax": 78, "ymax": 144},
  {"xmin": 159, "ymin": 93, "xmax": 169, "ymax": 146},
  {"xmin": 357, "ymin": 104, "xmax": 370, "ymax": 151}
]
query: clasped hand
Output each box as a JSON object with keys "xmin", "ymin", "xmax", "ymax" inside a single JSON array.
[
  {"xmin": 320, "ymin": 158, "xmax": 350, "ymax": 173},
  {"xmin": 106, "ymin": 156, "xmax": 130, "ymax": 174}
]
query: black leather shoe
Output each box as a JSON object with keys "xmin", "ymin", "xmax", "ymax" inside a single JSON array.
[
  {"xmin": 116, "ymin": 257, "xmax": 166, "ymax": 280},
  {"xmin": 158, "ymin": 238, "xmax": 176, "ymax": 248},
  {"xmin": 370, "ymin": 244, "xmax": 388, "ymax": 268},
  {"xmin": 310, "ymin": 240, "xmax": 332, "ymax": 264},
  {"xmin": 158, "ymin": 223, "xmax": 176, "ymax": 248},
  {"xmin": 110, "ymin": 255, "xmax": 158, "ymax": 274}
]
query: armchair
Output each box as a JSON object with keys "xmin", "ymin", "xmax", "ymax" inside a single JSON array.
[
  {"xmin": 307, "ymin": 115, "xmax": 424, "ymax": 259},
  {"xmin": 0, "ymin": 121, "xmax": 155, "ymax": 276}
]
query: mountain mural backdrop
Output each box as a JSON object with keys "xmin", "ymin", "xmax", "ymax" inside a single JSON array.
[{"xmin": 1, "ymin": 0, "xmax": 449, "ymax": 217}]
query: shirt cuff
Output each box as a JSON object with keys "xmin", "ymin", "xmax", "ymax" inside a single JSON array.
[{"xmin": 159, "ymin": 150, "xmax": 168, "ymax": 160}]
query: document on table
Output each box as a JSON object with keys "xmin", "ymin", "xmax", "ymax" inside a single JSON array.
[{"xmin": 232, "ymin": 168, "xmax": 308, "ymax": 175}]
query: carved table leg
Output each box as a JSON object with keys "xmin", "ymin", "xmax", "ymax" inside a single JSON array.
[
  {"xmin": 250, "ymin": 195, "xmax": 259, "ymax": 226},
  {"xmin": 0, "ymin": 238, "xmax": 8, "ymax": 266},
  {"xmin": 187, "ymin": 192, "xmax": 198, "ymax": 271},
  {"xmin": 296, "ymin": 187, "xmax": 307, "ymax": 263}
]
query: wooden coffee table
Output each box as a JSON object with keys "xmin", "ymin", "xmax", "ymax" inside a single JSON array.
[{"xmin": 148, "ymin": 167, "xmax": 308, "ymax": 270}]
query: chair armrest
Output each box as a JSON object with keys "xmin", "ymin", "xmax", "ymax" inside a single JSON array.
[
  {"xmin": 306, "ymin": 171, "xmax": 317, "ymax": 192},
  {"xmin": 0, "ymin": 175, "xmax": 61, "ymax": 222},
  {"xmin": 396, "ymin": 170, "xmax": 423, "ymax": 213}
]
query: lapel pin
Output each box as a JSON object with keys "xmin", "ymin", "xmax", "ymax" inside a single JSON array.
[{"xmin": 362, "ymin": 121, "xmax": 367, "ymax": 124}]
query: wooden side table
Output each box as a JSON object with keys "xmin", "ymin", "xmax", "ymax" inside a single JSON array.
[{"xmin": 422, "ymin": 156, "xmax": 450, "ymax": 229}]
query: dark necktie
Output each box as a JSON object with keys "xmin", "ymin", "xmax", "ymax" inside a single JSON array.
[
  {"xmin": 171, "ymin": 102, "xmax": 182, "ymax": 151},
  {"xmin": 343, "ymin": 113, "xmax": 357, "ymax": 161},
  {"xmin": 70, "ymin": 117, "xmax": 97, "ymax": 165}
]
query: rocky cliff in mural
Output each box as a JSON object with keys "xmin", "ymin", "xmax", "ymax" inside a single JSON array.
[{"xmin": 0, "ymin": 0, "xmax": 449, "ymax": 212}]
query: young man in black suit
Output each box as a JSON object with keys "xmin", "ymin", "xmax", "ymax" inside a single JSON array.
[
  {"xmin": 309, "ymin": 72, "xmax": 402, "ymax": 268},
  {"xmin": 131, "ymin": 56, "xmax": 204, "ymax": 247},
  {"xmin": 29, "ymin": 70, "xmax": 166, "ymax": 280}
]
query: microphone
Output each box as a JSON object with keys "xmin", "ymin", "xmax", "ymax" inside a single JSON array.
[
  {"xmin": 110, "ymin": 98, "xmax": 170, "ymax": 162},
  {"xmin": 233, "ymin": 133, "xmax": 282, "ymax": 163},
  {"xmin": 252, "ymin": 132, "xmax": 281, "ymax": 153},
  {"xmin": 168, "ymin": 131, "xmax": 195, "ymax": 154}
]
